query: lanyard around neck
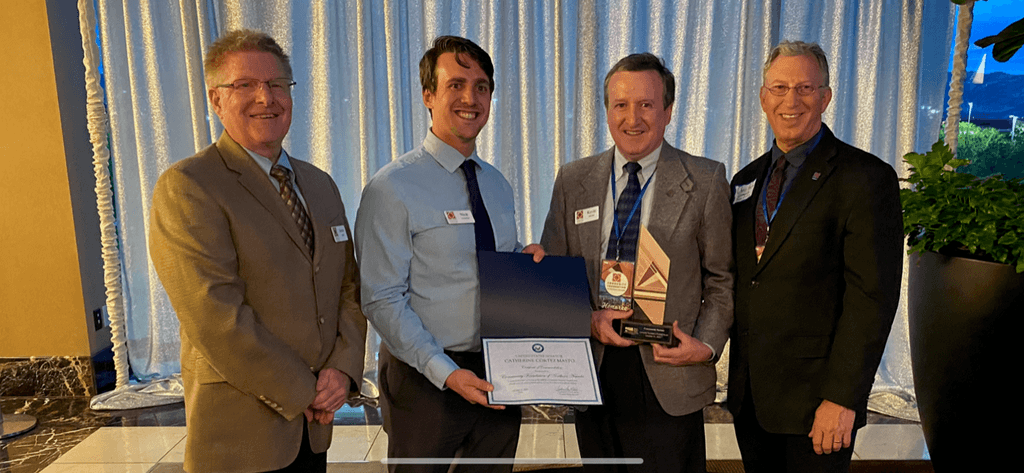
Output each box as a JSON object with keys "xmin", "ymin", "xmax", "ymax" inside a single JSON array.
[
  {"xmin": 610, "ymin": 162, "xmax": 655, "ymax": 259},
  {"xmin": 760, "ymin": 161, "xmax": 801, "ymax": 227}
]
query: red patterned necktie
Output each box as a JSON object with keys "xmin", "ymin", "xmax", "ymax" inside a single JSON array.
[
  {"xmin": 755, "ymin": 156, "xmax": 788, "ymax": 248},
  {"xmin": 270, "ymin": 165, "xmax": 314, "ymax": 257}
]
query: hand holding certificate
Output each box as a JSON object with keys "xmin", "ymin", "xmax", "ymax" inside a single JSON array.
[
  {"xmin": 483, "ymin": 339, "xmax": 602, "ymax": 405},
  {"xmin": 477, "ymin": 251, "xmax": 602, "ymax": 405}
]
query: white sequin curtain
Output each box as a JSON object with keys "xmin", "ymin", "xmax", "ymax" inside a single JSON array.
[{"xmin": 93, "ymin": 0, "xmax": 953, "ymax": 419}]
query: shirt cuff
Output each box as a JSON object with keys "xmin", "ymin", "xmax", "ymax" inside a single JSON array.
[
  {"xmin": 703, "ymin": 341, "xmax": 716, "ymax": 361},
  {"xmin": 423, "ymin": 352, "xmax": 460, "ymax": 390}
]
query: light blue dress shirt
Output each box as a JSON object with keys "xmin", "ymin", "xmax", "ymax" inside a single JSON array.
[
  {"xmin": 355, "ymin": 132, "xmax": 522, "ymax": 389},
  {"xmin": 243, "ymin": 147, "xmax": 309, "ymax": 209}
]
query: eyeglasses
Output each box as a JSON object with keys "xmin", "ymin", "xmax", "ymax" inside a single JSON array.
[
  {"xmin": 763, "ymin": 84, "xmax": 828, "ymax": 96},
  {"xmin": 216, "ymin": 78, "xmax": 296, "ymax": 96}
]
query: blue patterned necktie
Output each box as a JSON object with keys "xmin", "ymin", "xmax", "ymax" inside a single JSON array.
[
  {"xmin": 606, "ymin": 161, "xmax": 643, "ymax": 261},
  {"xmin": 461, "ymin": 159, "xmax": 495, "ymax": 252},
  {"xmin": 270, "ymin": 165, "xmax": 315, "ymax": 257}
]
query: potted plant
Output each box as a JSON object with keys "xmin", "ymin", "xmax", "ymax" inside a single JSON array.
[{"xmin": 901, "ymin": 140, "xmax": 1023, "ymax": 470}]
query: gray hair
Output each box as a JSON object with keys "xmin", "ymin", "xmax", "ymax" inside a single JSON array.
[
  {"xmin": 762, "ymin": 41, "xmax": 829, "ymax": 88},
  {"xmin": 204, "ymin": 29, "xmax": 292, "ymax": 85}
]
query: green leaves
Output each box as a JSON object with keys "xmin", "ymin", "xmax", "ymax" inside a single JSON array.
[
  {"xmin": 975, "ymin": 17, "xmax": 1024, "ymax": 62},
  {"xmin": 901, "ymin": 139, "xmax": 1024, "ymax": 272}
]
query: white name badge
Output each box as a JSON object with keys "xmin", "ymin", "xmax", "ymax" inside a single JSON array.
[
  {"xmin": 574, "ymin": 206, "xmax": 600, "ymax": 225},
  {"xmin": 444, "ymin": 210, "xmax": 475, "ymax": 224},
  {"xmin": 734, "ymin": 181, "xmax": 756, "ymax": 204},
  {"xmin": 331, "ymin": 225, "xmax": 349, "ymax": 242}
]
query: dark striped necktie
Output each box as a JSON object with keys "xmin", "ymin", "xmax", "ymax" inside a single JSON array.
[{"xmin": 270, "ymin": 165, "xmax": 314, "ymax": 257}]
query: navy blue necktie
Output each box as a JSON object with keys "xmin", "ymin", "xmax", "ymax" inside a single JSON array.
[
  {"xmin": 606, "ymin": 161, "xmax": 642, "ymax": 261},
  {"xmin": 461, "ymin": 159, "xmax": 496, "ymax": 252}
]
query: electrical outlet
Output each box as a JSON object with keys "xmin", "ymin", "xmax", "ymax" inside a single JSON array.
[{"xmin": 93, "ymin": 307, "xmax": 104, "ymax": 330}]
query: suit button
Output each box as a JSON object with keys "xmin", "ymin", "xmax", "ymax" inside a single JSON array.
[
  {"xmin": 750, "ymin": 280, "xmax": 759, "ymax": 288},
  {"xmin": 315, "ymin": 266, "xmax": 320, "ymax": 273},
  {"xmin": 310, "ymin": 366, "xmax": 316, "ymax": 372},
  {"xmin": 319, "ymin": 317, "xmax": 325, "ymax": 324}
]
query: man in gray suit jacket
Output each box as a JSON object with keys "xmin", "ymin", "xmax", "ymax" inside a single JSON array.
[
  {"xmin": 150, "ymin": 30, "xmax": 366, "ymax": 473},
  {"xmin": 541, "ymin": 53, "xmax": 733, "ymax": 472}
]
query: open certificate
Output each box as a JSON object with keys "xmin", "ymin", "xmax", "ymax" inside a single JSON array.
[{"xmin": 483, "ymin": 338, "xmax": 602, "ymax": 405}]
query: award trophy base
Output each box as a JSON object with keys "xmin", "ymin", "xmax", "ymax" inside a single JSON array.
[{"xmin": 613, "ymin": 319, "xmax": 677, "ymax": 346}]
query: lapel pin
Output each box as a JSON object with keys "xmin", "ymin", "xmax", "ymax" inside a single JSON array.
[{"xmin": 812, "ymin": 171, "xmax": 821, "ymax": 181}]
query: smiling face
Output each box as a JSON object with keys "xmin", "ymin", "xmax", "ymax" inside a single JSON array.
[
  {"xmin": 605, "ymin": 70, "xmax": 673, "ymax": 162},
  {"xmin": 760, "ymin": 54, "xmax": 832, "ymax": 153},
  {"xmin": 208, "ymin": 51, "xmax": 292, "ymax": 160},
  {"xmin": 422, "ymin": 52, "xmax": 492, "ymax": 157}
]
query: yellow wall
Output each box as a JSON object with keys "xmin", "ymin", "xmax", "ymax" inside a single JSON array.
[{"xmin": 0, "ymin": 0, "xmax": 94, "ymax": 357}]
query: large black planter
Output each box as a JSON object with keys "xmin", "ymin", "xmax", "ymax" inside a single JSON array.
[{"xmin": 909, "ymin": 251, "xmax": 1022, "ymax": 471}]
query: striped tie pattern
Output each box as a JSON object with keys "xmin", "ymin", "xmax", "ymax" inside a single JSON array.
[
  {"xmin": 270, "ymin": 165, "xmax": 314, "ymax": 257},
  {"xmin": 606, "ymin": 161, "xmax": 643, "ymax": 261}
]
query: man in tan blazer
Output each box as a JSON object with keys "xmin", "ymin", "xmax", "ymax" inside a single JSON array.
[
  {"xmin": 150, "ymin": 30, "xmax": 366, "ymax": 473},
  {"xmin": 541, "ymin": 53, "xmax": 733, "ymax": 472}
]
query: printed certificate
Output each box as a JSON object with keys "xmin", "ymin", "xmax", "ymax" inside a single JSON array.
[{"xmin": 482, "ymin": 338, "xmax": 602, "ymax": 406}]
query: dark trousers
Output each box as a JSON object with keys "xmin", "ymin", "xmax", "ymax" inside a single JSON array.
[
  {"xmin": 266, "ymin": 421, "xmax": 327, "ymax": 473},
  {"xmin": 733, "ymin": 380, "xmax": 856, "ymax": 473},
  {"xmin": 575, "ymin": 346, "xmax": 707, "ymax": 473},
  {"xmin": 379, "ymin": 347, "xmax": 521, "ymax": 473}
]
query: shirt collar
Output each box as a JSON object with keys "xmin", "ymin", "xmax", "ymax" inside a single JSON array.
[
  {"xmin": 613, "ymin": 142, "xmax": 662, "ymax": 179},
  {"xmin": 771, "ymin": 126, "xmax": 823, "ymax": 169},
  {"xmin": 424, "ymin": 130, "xmax": 481, "ymax": 173},
  {"xmin": 244, "ymin": 147, "xmax": 292, "ymax": 177}
]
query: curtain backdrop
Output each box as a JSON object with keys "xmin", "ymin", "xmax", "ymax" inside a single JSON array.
[{"xmin": 94, "ymin": 0, "xmax": 954, "ymax": 420}]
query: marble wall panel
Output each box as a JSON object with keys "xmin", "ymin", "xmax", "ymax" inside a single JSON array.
[{"xmin": 0, "ymin": 357, "xmax": 95, "ymax": 397}]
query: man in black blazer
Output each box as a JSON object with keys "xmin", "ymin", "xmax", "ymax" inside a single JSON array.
[{"xmin": 728, "ymin": 41, "xmax": 902, "ymax": 472}]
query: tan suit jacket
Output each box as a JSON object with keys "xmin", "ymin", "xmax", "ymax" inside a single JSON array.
[
  {"xmin": 540, "ymin": 142, "xmax": 734, "ymax": 416},
  {"xmin": 150, "ymin": 133, "xmax": 366, "ymax": 472}
]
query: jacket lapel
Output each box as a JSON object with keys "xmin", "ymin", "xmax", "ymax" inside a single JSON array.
[
  {"xmin": 647, "ymin": 143, "xmax": 692, "ymax": 244},
  {"xmin": 577, "ymin": 148, "xmax": 615, "ymax": 265},
  {"xmin": 754, "ymin": 127, "xmax": 838, "ymax": 274},
  {"xmin": 736, "ymin": 153, "xmax": 770, "ymax": 272},
  {"xmin": 292, "ymin": 164, "xmax": 326, "ymax": 265},
  {"xmin": 216, "ymin": 133, "xmax": 313, "ymax": 263}
]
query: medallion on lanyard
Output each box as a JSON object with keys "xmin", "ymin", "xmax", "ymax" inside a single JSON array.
[{"xmin": 599, "ymin": 161, "xmax": 654, "ymax": 313}]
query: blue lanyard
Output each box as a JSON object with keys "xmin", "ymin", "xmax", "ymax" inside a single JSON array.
[
  {"xmin": 610, "ymin": 163, "xmax": 655, "ymax": 259},
  {"xmin": 760, "ymin": 163, "xmax": 800, "ymax": 228}
]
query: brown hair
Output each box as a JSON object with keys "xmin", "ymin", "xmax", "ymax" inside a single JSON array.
[{"xmin": 419, "ymin": 35, "xmax": 494, "ymax": 93}]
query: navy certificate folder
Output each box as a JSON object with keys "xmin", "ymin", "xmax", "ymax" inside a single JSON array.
[{"xmin": 477, "ymin": 250, "xmax": 592, "ymax": 338}]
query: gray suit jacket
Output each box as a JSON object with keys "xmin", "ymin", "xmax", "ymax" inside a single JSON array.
[
  {"xmin": 540, "ymin": 142, "xmax": 734, "ymax": 416},
  {"xmin": 150, "ymin": 133, "xmax": 367, "ymax": 472}
]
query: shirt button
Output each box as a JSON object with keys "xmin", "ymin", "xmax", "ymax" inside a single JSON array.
[{"xmin": 750, "ymin": 280, "xmax": 759, "ymax": 288}]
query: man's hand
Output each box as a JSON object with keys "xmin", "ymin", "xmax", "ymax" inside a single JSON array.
[
  {"xmin": 651, "ymin": 322, "xmax": 713, "ymax": 366},
  {"xmin": 305, "ymin": 368, "xmax": 351, "ymax": 424},
  {"xmin": 445, "ymin": 369, "xmax": 504, "ymax": 410},
  {"xmin": 523, "ymin": 243, "xmax": 545, "ymax": 263},
  {"xmin": 809, "ymin": 399, "xmax": 855, "ymax": 454},
  {"xmin": 304, "ymin": 407, "xmax": 335, "ymax": 425},
  {"xmin": 591, "ymin": 309, "xmax": 636, "ymax": 347}
]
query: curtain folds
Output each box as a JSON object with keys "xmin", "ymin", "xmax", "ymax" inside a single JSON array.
[{"xmin": 93, "ymin": 0, "xmax": 954, "ymax": 420}]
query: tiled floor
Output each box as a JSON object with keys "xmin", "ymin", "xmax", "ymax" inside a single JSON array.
[{"xmin": 2, "ymin": 400, "xmax": 931, "ymax": 473}]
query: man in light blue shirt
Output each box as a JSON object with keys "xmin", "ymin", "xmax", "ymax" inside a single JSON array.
[{"xmin": 355, "ymin": 36, "xmax": 542, "ymax": 472}]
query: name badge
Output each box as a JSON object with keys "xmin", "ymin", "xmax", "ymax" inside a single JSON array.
[
  {"xmin": 331, "ymin": 225, "xmax": 349, "ymax": 243},
  {"xmin": 574, "ymin": 206, "xmax": 599, "ymax": 225},
  {"xmin": 734, "ymin": 181, "xmax": 756, "ymax": 204},
  {"xmin": 444, "ymin": 210, "xmax": 475, "ymax": 224}
]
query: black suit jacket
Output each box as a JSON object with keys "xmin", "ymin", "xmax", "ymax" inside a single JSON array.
[{"xmin": 727, "ymin": 125, "xmax": 902, "ymax": 435}]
